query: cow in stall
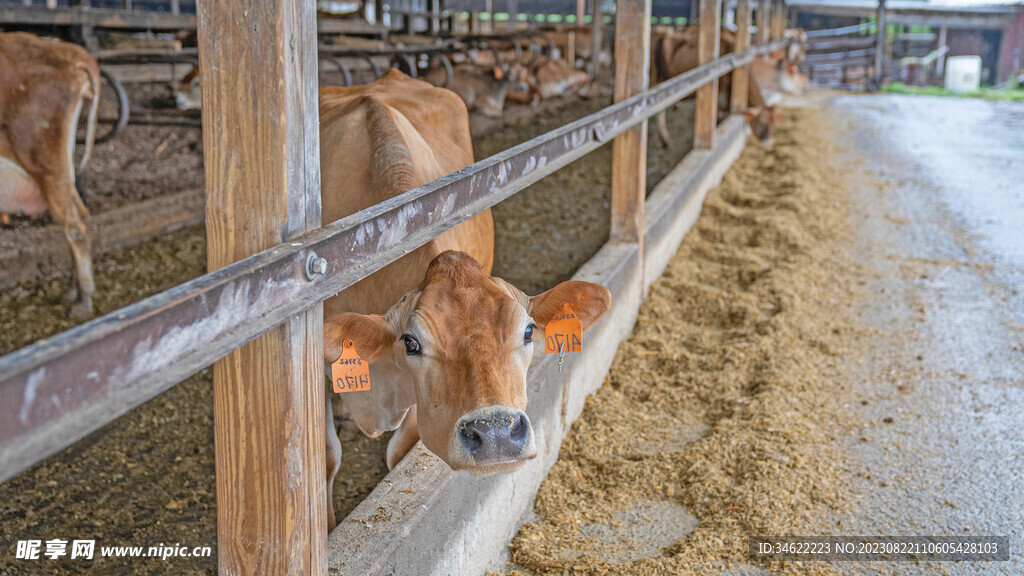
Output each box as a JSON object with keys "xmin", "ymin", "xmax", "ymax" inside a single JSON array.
[
  {"xmin": 174, "ymin": 65, "xmax": 202, "ymax": 111},
  {"xmin": 317, "ymin": 69, "xmax": 611, "ymax": 527},
  {"xmin": 651, "ymin": 26, "xmax": 808, "ymax": 146},
  {"xmin": 176, "ymin": 56, "xmax": 530, "ymax": 119},
  {"xmin": 421, "ymin": 62, "xmax": 525, "ymax": 118},
  {"xmin": 542, "ymin": 27, "xmax": 612, "ymax": 74},
  {"xmin": 0, "ymin": 32, "xmax": 100, "ymax": 317},
  {"xmin": 462, "ymin": 44, "xmax": 590, "ymax": 106}
]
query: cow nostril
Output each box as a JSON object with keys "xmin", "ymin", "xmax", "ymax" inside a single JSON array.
[
  {"xmin": 510, "ymin": 415, "xmax": 527, "ymax": 442},
  {"xmin": 459, "ymin": 423, "xmax": 483, "ymax": 450}
]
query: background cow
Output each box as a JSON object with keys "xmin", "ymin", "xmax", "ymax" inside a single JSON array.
[
  {"xmin": 317, "ymin": 70, "xmax": 610, "ymax": 528},
  {"xmin": 0, "ymin": 32, "xmax": 100, "ymax": 317},
  {"xmin": 651, "ymin": 26, "xmax": 807, "ymax": 146},
  {"xmin": 421, "ymin": 63, "xmax": 524, "ymax": 118}
]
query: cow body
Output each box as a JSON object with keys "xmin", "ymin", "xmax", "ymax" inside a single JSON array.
[
  {"xmin": 421, "ymin": 64, "xmax": 516, "ymax": 118},
  {"xmin": 531, "ymin": 58, "xmax": 590, "ymax": 99},
  {"xmin": 0, "ymin": 32, "xmax": 100, "ymax": 316},
  {"xmin": 318, "ymin": 70, "xmax": 610, "ymax": 527}
]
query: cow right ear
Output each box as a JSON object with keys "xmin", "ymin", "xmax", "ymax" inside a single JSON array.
[
  {"xmin": 529, "ymin": 281, "xmax": 612, "ymax": 332},
  {"xmin": 324, "ymin": 313, "xmax": 396, "ymax": 363}
]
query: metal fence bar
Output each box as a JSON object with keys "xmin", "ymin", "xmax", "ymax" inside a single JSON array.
[
  {"xmin": 0, "ymin": 38, "xmax": 789, "ymax": 485},
  {"xmin": 803, "ymin": 47, "xmax": 875, "ymax": 62},
  {"xmin": 805, "ymin": 21, "xmax": 875, "ymax": 38}
]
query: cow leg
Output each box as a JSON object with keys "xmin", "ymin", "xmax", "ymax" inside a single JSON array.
[
  {"xmin": 761, "ymin": 106, "xmax": 779, "ymax": 148},
  {"xmin": 325, "ymin": 393, "xmax": 342, "ymax": 530},
  {"xmin": 386, "ymin": 405, "xmax": 419, "ymax": 470},
  {"xmin": 40, "ymin": 173, "xmax": 95, "ymax": 318},
  {"xmin": 63, "ymin": 217, "xmax": 94, "ymax": 318},
  {"xmin": 656, "ymin": 110, "xmax": 672, "ymax": 147}
]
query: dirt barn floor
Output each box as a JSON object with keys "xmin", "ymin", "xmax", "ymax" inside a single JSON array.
[{"xmin": 0, "ymin": 91, "xmax": 697, "ymax": 576}]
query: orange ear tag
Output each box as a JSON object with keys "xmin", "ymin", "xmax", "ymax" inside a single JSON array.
[
  {"xmin": 545, "ymin": 303, "xmax": 583, "ymax": 354},
  {"xmin": 332, "ymin": 339, "xmax": 371, "ymax": 393}
]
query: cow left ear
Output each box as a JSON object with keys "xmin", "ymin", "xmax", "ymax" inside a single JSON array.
[
  {"xmin": 323, "ymin": 313, "xmax": 396, "ymax": 363},
  {"xmin": 529, "ymin": 281, "xmax": 612, "ymax": 332}
]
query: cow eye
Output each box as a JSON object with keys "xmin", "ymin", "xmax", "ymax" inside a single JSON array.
[
  {"xmin": 524, "ymin": 323, "xmax": 537, "ymax": 345},
  {"xmin": 401, "ymin": 334, "xmax": 421, "ymax": 356}
]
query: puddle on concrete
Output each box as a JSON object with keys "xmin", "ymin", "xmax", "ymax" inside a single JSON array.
[{"xmin": 576, "ymin": 499, "xmax": 699, "ymax": 564}]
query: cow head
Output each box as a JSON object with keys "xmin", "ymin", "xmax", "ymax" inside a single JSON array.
[
  {"xmin": 324, "ymin": 251, "xmax": 611, "ymax": 474},
  {"xmin": 477, "ymin": 66, "xmax": 528, "ymax": 119},
  {"xmin": 779, "ymin": 60, "xmax": 809, "ymax": 96},
  {"xmin": 174, "ymin": 65, "xmax": 202, "ymax": 111},
  {"xmin": 745, "ymin": 105, "xmax": 782, "ymax": 145},
  {"xmin": 503, "ymin": 64, "xmax": 540, "ymax": 108}
]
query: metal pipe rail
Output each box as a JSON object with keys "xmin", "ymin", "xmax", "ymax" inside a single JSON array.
[
  {"xmin": 803, "ymin": 47, "xmax": 875, "ymax": 62},
  {"xmin": 804, "ymin": 21, "xmax": 875, "ymax": 38},
  {"xmin": 0, "ymin": 38, "xmax": 790, "ymax": 484}
]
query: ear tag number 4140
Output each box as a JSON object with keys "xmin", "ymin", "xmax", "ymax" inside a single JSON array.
[
  {"xmin": 332, "ymin": 339, "xmax": 371, "ymax": 393},
  {"xmin": 545, "ymin": 303, "xmax": 583, "ymax": 371}
]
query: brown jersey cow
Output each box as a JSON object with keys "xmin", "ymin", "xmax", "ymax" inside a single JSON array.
[
  {"xmin": 0, "ymin": 33, "xmax": 100, "ymax": 317},
  {"xmin": 317, "ymin": 70, "xmax": 611, "ymax": 527}
]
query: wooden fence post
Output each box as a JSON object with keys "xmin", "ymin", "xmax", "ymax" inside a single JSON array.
[
  {"xmin": 611, "ymin": 0, "xmax": 651, "ymax": 254},
  {"xmin": 428, "ymin": 0, "xmax": 439, "ymax": 34},
  {"xmin": 770, "ymin": 0, "xmax": 785, "ymax": 40},
  {"xmin": 874, "ymin": 0, "xmax": 887, "ymax": 89},
  {"xmin": 590, "ymin": 0, "xmax": 604, "ymax": 80},
  {"xmin": 732, "ymin": 0, "xmax": 751, "ymax": 112},
  {"xmin": 508, "ymin": 0, "xmax": 519, "ymax": 29},
  {"xmin": 568, "ymin": 31, "xmax": 576, "ymax": 69},
  {"xmin": 757, "ymin": 0, "xmax": 770, "ymax": 45},
  {"xmin": 936, "ymin": 25, "xmax": 948, "ymax": 77},
  {"xmin": 694, "ymin": 0, "xmax": 722, "ymax": 149},
  {"xmin": 197, "ymin": 0, "xmax": 326, "ymax": 571}
]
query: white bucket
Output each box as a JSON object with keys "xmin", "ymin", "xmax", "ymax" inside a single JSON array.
[{"xmin": 944, "ymin": 55, "xmax": 982, "ymax": 93}]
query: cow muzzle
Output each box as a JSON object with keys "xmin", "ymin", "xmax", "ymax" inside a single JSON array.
[
  {"xmin": 174, "ymin": 92, "xmax": 199, "ymax": 111},
  {"xmin": 450, "ymin": 405, "xmax": 536, "ymax": 473}
]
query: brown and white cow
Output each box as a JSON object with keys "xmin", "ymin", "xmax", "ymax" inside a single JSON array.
[
  {"xmin": 530, "ymin": 58, "xmax": 590, "ymax": 100},
  {"xmin": 174, "ymin": 65, "xmax": 202, "ymax": 111},
  {"xmin": 467, "ymin": 44, "xmax": 589, "ymax": 105},
  {"xmin": 651, "ymin": 26, "xmax": 807, "ymax": 146},
  {"xmin": 421, "ymin": 63, "xmax": 525, "ymax": 118},
  {"xmin": 0, "ymin": 32, "xmax": 100, "ymax": 317},
  {"xmin": 318, "ymin": 69, "xmax": 611, "ymax": 527}
]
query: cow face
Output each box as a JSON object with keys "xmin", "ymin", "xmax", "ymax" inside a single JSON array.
[
  {"xmin": 324, "ymin": 251, "xmax": 611, "ymax": 474},
  {"xmin": 478, "ymin": 67, "xmax": 515, "ymax": 119},
  {"xmin": 174, "ymin": 65, "xmax": 202, "ymax": 111},
  {"xmin": 746, "ymin": 105, "xmax": 782, "ymax": 145},
  {"xmin": 780, "ymin": 60, "xmax": 809, "ymax": 96}
]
